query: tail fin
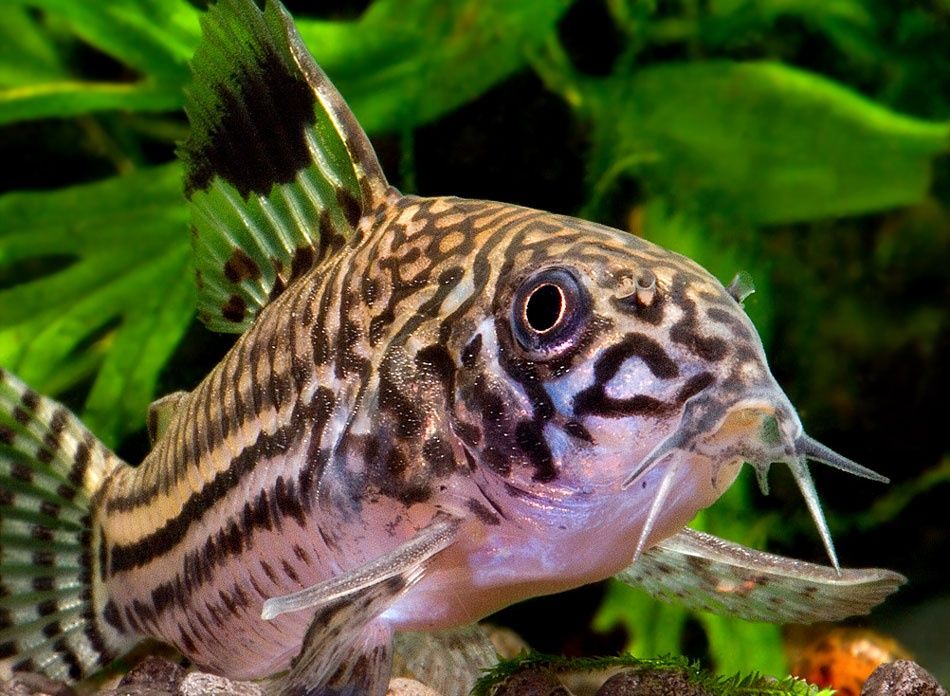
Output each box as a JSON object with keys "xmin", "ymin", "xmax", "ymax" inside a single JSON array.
[{"xmin": 0, "ymin": 368, "xmax": 132, "ymax": 682}]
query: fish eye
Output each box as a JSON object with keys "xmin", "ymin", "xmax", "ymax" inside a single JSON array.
[{"xmin": 511, "ymin": 268, "xmax": 590, "ymax": 357}]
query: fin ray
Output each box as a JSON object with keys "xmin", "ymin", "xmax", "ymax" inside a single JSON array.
[
  {"xmin": 0, "ymin": 369, "xmax": 134, "ymax": 682},
  {"xmin": 618, "ymin": 527, "xmax": 905, "ymax": 624},
  {"xmin": 181, "ymin": 0, "xmax": 391, "ymax": 333},
  {"xmin": 263, "ymin": 515, "xmax": 460, "ymax": 620},
  {"xmin": 265, "ymin": 516, "xmax": 461, "ymax": 695}
]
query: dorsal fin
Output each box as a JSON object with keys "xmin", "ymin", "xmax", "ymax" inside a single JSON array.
[{"xmin": 179, "ymin": 0, "xmax": 390, "ymax": 332}]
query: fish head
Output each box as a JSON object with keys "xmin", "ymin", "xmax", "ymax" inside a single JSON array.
[{"xmin": 448, "ymin": 211, "xmax": 883, "ymax": 572}]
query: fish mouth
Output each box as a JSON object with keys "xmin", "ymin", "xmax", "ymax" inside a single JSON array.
[{"xmin": 620, "ymin": 388, "xmax": 888, "ymax": 571}]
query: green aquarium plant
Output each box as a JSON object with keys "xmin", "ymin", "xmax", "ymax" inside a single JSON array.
[{"xmin": 1, "ymin": 0, "xmax": 947, "ymax": 685}]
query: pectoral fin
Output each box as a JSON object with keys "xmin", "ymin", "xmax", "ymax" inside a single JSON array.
[
  {"xmin": 616, "ymin": 527, "xmax": 906, "ymax": 624},
  {"xmin": 264, "ymin": 515, "xmax": 461, "ymax": 696}
]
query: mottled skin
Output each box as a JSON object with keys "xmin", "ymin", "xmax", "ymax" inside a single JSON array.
[
  {"xmin": 94, "ymin": 192, "xmax": 792, "ymax": 678},
  {"xmin": 0, "ymin": 0, "xmax": 901, "ymax": 689}
]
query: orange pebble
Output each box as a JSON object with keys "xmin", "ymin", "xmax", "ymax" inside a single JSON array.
[{"xmin": 788, "ymin": 626, "xmax": 912, "ymax": 696}]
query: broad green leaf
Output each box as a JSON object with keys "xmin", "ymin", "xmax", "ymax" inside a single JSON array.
[
  {"xmin": 0, "ymin": 0, "xmax": 198, "ymax": 125},
  {"xmin": 0, "ymin": 81, "xmax": 184, "ymax": 126},
  {"xmin": 0, "ymin": 0, "xmax": 575, "ymax": 440},
  {"xmin": 0, "ymin": 163, "xmax": 193, "ymax": 447},
  {"xmin": 1, "ymin": 0, "xmax": 572, "ymax": 131},
  {"xmin": 705, "ymin": 0, "xmax": 877, "ymax": 59},
  {"xmin": 697, "ymin": 604, "xmax": 785, "ymax": 677},
  {"xmin": 13, "ymin": 0, "xmax": 200, "ymax": 80},
  {"xmin": 299, "ymin": 0, "xmax": 574, "ymax": 133},
  {"xmin": 0, "ymin": 7, "xmax": 65, "ymax": 86},
  {"xmin": 593, "ymin": 579, "xmax": 689, "ymax": 656},
  {"xmin": 582, "ymin": 61, "xmax": 949, "ymax": 224}
]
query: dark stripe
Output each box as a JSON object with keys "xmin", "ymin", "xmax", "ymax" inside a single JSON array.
[
  {"xmin": 146, "ymin": 407, "xmax": 160, "ymax": 444},
  {"xmin": 21, "ymin": 388, "xmax": 39, "ymax": 412},
  {"xmin": 572, "ymin": 332, "xmax": 688, "ymax": 418},
  {"xmin": 377, "ymin": 354, "xmax": 424, "ymax": 440},
  {"xmin": 224, "ymin": 248, "xmax": 262, "ymax": 283},
  {"xmin": 151, "ymin": 582, "xmax": 176, "ymax": 614},
  {"xmin": 102, "ymin": 600, "xmax": 125, "ymax": 634},
  {"xmin": 292, "ymin": 544, "xmax": 311, "ymax": 564},
  {"xmin": 593, "ymin": 332, "xmax": 679, "ymax": 383},
  {"xmin": 124, "ymin": 607, "xmax": 141, "ymax": 634},
  {"xmin": 109, "ymin": 394, "xmax": 321, "ymax": 574},
  {"xmin": 178, "ymin": 624, "xmax": 197, "ymax": 653},
  {"xmin": 563, "ymin": 419, "xmax": 594, "ymax": 443},
  {"xmin": 676, "ymin": 371, "xmax": 715, "ymax": 402},
  {"xmin": 39, "ymin": 500, "xmax": 61, "ymax": 518},
  {"xmin": 41, "ymin": 407, "xmax": 68, "ymax": 455},
  {"xmin": 421, "ymin": 436, "xmax": 456, "ymax": 477},
  {"xmin": 37, "ymin": 599, "xmax": 58, "ymax": 616},
  {"xmin": 154, "ymin": 475, "xmax": 315, "ymax": 611},
  {"xmin": 706, "ymin": 307, "xmax": 753, "ymax": 340},
  {"xmin": 515, "ymin": 420, "xmax": 557, "ymax": 483},
  {"xmin": 130, "ymin": 599, "xmax": 156, "ymax": 629},
  {"xmin": 336, "ymin": 188, "xmax": 362, "ymax": 229},
  {"xmin": 12, "ymin": 406, "xmax": 29, "ymax": 426},
  {"xmin": 281, "ymin": 560, "xmax": 301, "ymax": 585},
  {"xmin": 466, "ymin": 498, "xmax": 501, "ymax": 526},
  {"xmin": 461, "ymin": 334, "xmax": 482, "ymax": 368},
  {"xmin": 32, "ymin": 551, "xmax": 56, "ymax": 567},
  {"xmin": 669, "ymin": 274, "xmax": 729, "ymax": 362},
  {"xmin": 573, "ymin": 389, "xmax": 674, "ymax": 419},
  {"xmin": 107, "ymin": 339, "xmax": 312, "ymax": 514},
  {"xmin": 67, "ymin": 433, "xmax": 93, "ymax": 489},
  {"xmin": 32, "ymin": 577, "xmax": 55, "ymax": 591},
  {"xmin": 260, "ymin": 560, "xmax": 278, "ymax": 584},
  {"xmin": 9, "ymin": 462, "xmax": 33, "ymax": 483},
  {"xmin": 12, "ymin": 657, "xmax": 36, "ymax": 674},
  {"xmin": 83, "ymin": 610, "xmax": 115, "ymax": 667},
  {"xmin": 53, "ymin": 636, "xmax": 84, "ymax": 680}
]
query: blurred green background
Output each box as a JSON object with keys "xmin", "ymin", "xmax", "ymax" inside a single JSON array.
[{"xmin": 1, "ymin": 0, "xmax": 947, "ymax": 687}]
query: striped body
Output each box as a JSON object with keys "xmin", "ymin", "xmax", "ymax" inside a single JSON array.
[
  {"xmin": 1, "ymin": 1, "xmax": 903, "ymax": 691},
  {"xmin": 96, "ymin": 194, "xmax": 772, "ymax": 677}
]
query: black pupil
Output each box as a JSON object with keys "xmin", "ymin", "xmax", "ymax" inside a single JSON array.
[{"xmin": 525, "ymin": 283, "xmax": 563, "ymax": 332}]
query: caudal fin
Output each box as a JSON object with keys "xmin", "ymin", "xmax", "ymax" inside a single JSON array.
[{"xmin": 0, "ymin": 368, "xmax": 133, "ymax": 682}]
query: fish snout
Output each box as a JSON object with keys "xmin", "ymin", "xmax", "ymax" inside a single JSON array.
[{"xmin": 620, "ymin": 385, "xmax": 890, "ymax": 571}]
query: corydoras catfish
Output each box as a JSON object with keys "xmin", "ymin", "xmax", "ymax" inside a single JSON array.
[{"xmin": 0, "ymin": 0, "xmax": 904, "ymax": 694}]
